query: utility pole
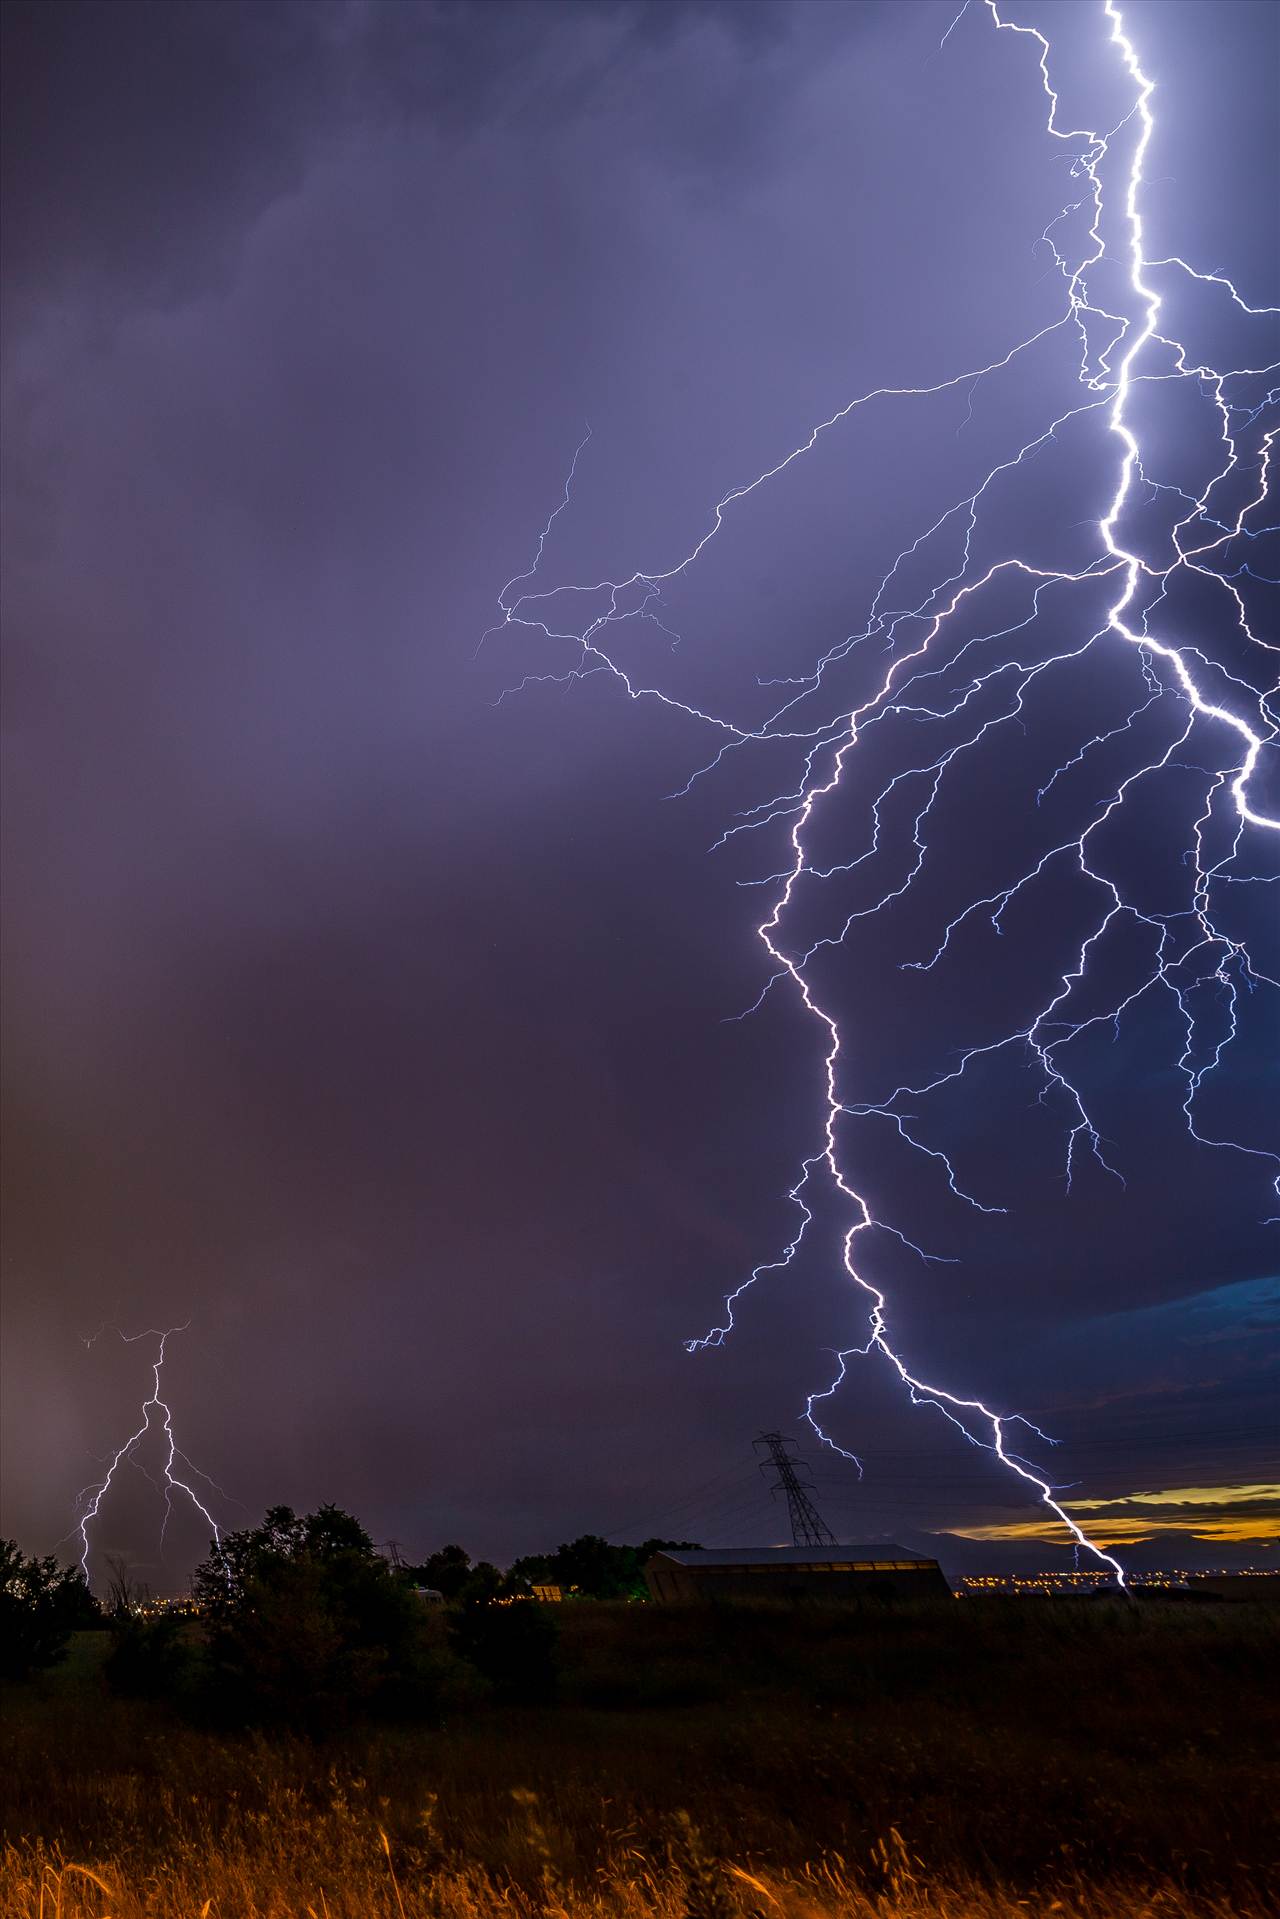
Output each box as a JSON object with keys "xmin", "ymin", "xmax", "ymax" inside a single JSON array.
[{"xmin": 754, "ymin": 1431, "xmax": 838, "ymax": 1547}]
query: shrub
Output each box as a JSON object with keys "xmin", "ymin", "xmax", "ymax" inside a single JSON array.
[
  {"xmin": 449, "ymin": 1599, "xmax": 560, "ymax": 1703},
  {"xmin": 104, "ymin": 1612, "xmax": 195, "ymax": 1701}
]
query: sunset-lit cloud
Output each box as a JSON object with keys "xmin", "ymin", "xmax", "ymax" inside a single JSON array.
[
  {"xmin": 1070, "ymin": 1484, "xmax": 1280, "ymax": 1511},
  {"xmin": 951, "ymin": 1484, "xmax": 1280, "ymax": 1545}
]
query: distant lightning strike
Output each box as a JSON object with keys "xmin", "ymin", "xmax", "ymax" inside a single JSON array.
[
  {"xmin": 496, "ymin": 1, "xmax": 1277, "ymax": 1584},
  {"xmin": 72, "ymin": 1325, "xmax": 222, "ymax": 1584}
]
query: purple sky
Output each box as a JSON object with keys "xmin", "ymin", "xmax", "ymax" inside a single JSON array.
[{"xmin": 2, "ymin": 0, "xmax": 1276, "ymax": 1588}]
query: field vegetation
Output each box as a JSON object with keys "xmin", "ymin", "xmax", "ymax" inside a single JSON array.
[{"xmin": 3, "ymin": 1585, "xmax": 1277, "ymax": 1918}]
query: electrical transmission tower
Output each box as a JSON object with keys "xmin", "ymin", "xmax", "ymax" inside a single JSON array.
[{"xmin": 754, "ymin": 1431, "xmax": 838, "ymax": 1547}]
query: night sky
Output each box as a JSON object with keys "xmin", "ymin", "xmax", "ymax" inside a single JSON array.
[{"xmin": 2, "ymin": 0, "xmax": 1276, "ymax": 1590}]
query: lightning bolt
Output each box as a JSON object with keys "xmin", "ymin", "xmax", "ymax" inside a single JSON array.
[
  {"xmin": 70, "ymin": 1324, "xmax": 224, "ymax": 1587},
  {"xmin": 495, "ymin": 0, "xmax": 1277, "ymax": 1587}
]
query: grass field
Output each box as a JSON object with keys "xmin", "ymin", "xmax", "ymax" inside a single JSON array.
[{"xmin": 2, "ymin": 1598, "xmax": 1277, "ymax": 1917}]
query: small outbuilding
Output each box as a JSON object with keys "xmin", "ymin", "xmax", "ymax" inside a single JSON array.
[{"xmin": 644, "ymin": 1542, "xmax": 950, "ymax": 1603}]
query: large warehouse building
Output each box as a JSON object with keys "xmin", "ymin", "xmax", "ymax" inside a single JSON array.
[{"xmin": 644, "ymin": 1543, "xmax": 950, "ymax": 1603}]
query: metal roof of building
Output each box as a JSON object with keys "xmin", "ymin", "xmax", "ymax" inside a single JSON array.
[{"xmin": 649, "ymin": 1544, "xmax": 935, "ymax": 1568}]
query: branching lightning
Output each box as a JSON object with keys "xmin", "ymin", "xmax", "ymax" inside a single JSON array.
[
  {"xmin": 71, "ymin": 1324, "xmax": 223, "ymax": 1585},
  {"xmin": 495, "ymin": 1, "xmax": 1277, "ymax": 1584}
]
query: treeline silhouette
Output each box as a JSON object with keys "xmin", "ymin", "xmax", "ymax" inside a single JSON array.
[
  {"xmin": 414, "ymin": 1529, "xmax": 700, "ymax": 1604},
  {"xmin": 2, "ymin": 1508, "xmax": 700, "ymax": 1728}
]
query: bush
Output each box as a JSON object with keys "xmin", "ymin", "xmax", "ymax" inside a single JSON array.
[
  {"xmin": 0, "ymin": 1539, "xmax": 98, "ymax": 1681},
  {"xmin": 449, "ymin": 1599, "xmax": 559, "ymax": 1704},
  {"xmin": 104, "ymin": 1612, "xmax": 195, "ymax": 1701}
]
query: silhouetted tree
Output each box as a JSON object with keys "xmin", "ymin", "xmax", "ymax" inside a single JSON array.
[
  {"xmin": 103, "ymin": 1554, "xmax": 150, "ymax": 1619},
  {"xmin": 193, "ymin": 1504, "xmax": 453, "ymax": 1727},
  {"xmin": 405, "ymin": 1543, "xmax": 472, "ymax": 1600},
  {"xmin": 509, "ymin": 1536, "xmax": 701, "ymax": 1601},
  {"xmin": 0, "ymin": 1539, "xmax": 99, "ymax": 1680},
  {"xmin": 459, "ymin": 1559, "xmax": 507, "ymax": 1604},
  {"xmin": 196, "ymin": 1502, "xmax": 378, "ymax": 1610},
  {"xmin": 402, "ymin": 1546, "xmax": 512, "ymax": 1606}
]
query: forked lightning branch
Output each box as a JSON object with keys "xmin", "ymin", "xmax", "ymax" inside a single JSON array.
[{"xmin": 494, "ymin": 0, "xmax": 1278, "ymax": 1585}]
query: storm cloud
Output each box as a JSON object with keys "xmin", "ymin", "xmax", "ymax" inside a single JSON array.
[{"xmin": 2, "ymin": 0, "xmax": 1276, "ymax": 1584}]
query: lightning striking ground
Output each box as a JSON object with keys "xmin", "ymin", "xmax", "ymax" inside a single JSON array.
[
  {"xmin": 71, "ymin": 1325, "xmax": 223, "ymax": 1586},
  {"xmin": 495, "ymin": 1, "xmax": 1277, "ymax": 1583}
]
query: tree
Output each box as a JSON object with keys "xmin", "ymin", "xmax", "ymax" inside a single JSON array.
[
  {"xmin": 509, "ymin": 1536, "xmax": 701, "ymax": 1601},
  {"xmin": 402, "ymin": 1545, "xmax": 511, "ymax": 1606},
  {"xmin": 0, "ymin": 1539, "xmax": 99, "ymax": 1680},
  {"xmin": 195, "ymin": 1503, "xmax": 378, "ymax": 1612},
  {"xmin": 457, "ymin": 1559, "xmax": 506, "ymax": 1605},
  {"xmin": 404, "ymin": 1543, "xmax": 473, "ymax": 1600},
  {"xmin": 103, "ymin": 1554, "xmax": 150, "ymax": 1618},
  {"xmin": 193, "ymin": 1504, "xmax": 450, "ymax": 1727}
]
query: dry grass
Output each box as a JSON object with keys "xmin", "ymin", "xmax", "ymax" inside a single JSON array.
[
  {"xmin": 2, "ymin": 1601, "xmax": 1277, "ymax": 1918},
  {"xmin": 3, "ymin": 1828, "xmax": 1270, "ymax": 1919}
]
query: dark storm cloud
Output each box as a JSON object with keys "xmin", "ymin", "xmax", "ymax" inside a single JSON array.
[
  {"xmin": 3, "ymin": 0, "xmax": 337, "ymax": 312},
  {"xmin": 2, "ymin": 0, "xmax": 1276, "ymax": 1581},
  {"xmin": 3, "ymin": 0, "xmax": 897, "ymax": 1573},
  {"xmin": 2, "ymin": 0, "xmax": 844, "ymax": 323}
]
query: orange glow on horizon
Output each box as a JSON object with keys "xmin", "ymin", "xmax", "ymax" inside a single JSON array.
[{"xmin": 950, "ymin": 1483, "xmax": 1280, "ymax": 1545}]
